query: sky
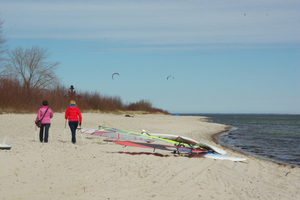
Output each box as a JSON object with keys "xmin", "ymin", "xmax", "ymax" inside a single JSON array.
[{"xmin": 1, "ymin": 0, "xmax": 300, "ymax": 114}]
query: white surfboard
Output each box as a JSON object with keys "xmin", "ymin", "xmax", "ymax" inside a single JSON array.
[
  {"xmin": 143, "ymin": 131, "xmax": 227, "ymax": 155},
  {"xmin": 0, "ymin": 136, "xmax": 12, "ymax": 150},
  {"xmin": 204, "ymin": 152, "xmax": 247, "ymax": 162}
]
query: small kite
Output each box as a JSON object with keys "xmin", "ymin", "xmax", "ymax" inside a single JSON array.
[
  {"xmin": 167, "ymin": 75, "xmax": 174, "ymax": 80},
  {"xmin": 112, "ymin": 72, "xmax": 120, "ymax": 80}
]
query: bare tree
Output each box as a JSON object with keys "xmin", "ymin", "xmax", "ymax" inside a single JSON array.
[
  {"xmin": 5, "ymin": 46, "xmax": 60, "ymax": 94},
  {"xmin": 0, "ymin": 18, "xmax": 7, "ymax": 73}
]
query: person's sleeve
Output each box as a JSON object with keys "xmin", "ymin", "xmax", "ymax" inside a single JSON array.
[
  {"xmin": 50, "ymin": 109, "xmax": 54, "ymax": 119},
  {"xmin": 35, "ymin": 113, "xmax": 39, "ymax": 123},
  {"xmin": 65, "ymin": 108, "xmax": 69, "ymax": 119},
  {"xmin": 78, "ymin": 108, "xmax": 82, "ymax": 123},
  {"xmin": 35, "ymin": 109, "xmax": 41, "ymax": 123}
]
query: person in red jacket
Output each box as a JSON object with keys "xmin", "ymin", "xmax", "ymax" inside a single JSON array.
[{"xmin": 65, "ymin": 100, "xmax": 82, "ymax": 144}]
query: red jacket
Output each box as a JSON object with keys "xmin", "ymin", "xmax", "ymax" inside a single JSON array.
[{"xmin": 65, "ymin": 105, "xmax": 82, "ymax": 123}]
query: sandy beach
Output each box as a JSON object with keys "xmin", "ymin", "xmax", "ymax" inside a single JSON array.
[{"xmin": 0, "ymin": 113, "xmax": 299, "ymax": 200}]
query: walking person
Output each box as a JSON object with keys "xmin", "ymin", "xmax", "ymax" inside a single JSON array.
[
  {"xmin": 65, "ymin": 100, "xmax": 82, "ymax": 144},
  {"xmin": 35, "ymin": 100, "xmax": 53, "ymax": 143}
]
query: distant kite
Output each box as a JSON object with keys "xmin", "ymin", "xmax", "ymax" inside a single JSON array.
[
  {"xmin": 112, "ymin": 72, "xmax": 120, "ymax": 80},
  {"xmin": 167, "ymin": 75, "xmax": 174, "ymax": 80}
]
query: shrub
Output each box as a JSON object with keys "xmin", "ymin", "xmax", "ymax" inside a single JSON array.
[{"xmin": 0, "ymin": 78, "xmax": 169, "ymax": 114}]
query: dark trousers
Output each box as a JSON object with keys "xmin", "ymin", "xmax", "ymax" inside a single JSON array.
[
  {"xmin": 40, "ymin": 124, "xmax": 51, "ymax": 142},
  {"xmin": 68, "ymin": 121, "xmax": 78, "ymax": 143}
]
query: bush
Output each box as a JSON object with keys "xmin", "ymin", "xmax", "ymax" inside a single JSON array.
[{"xmin": 0, "ymin": 78, "xmax": 169, "ymax": 114}]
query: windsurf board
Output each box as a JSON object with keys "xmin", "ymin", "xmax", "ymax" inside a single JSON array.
[
  {"xmin": 0, "ymin": 136, "xmax": 11, "ymax": 150},
  {"xmin": 204, "ymin": 152, "xmax": 247, "ymax": 162}
]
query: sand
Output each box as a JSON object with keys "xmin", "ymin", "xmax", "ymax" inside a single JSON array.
[{"xmin": 0, "ymin": 113, "xmax": 299, "ymax": 200}]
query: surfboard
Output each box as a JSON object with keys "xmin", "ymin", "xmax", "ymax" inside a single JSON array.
[
  {"xmin": 204, "ymin": 152, "xmax": 247, "ymax": 162},
  {"xmin": 144, "ymin": 132, "xmax": 226, "ymax": 155},
  {"xmin": 0, "ymin": 136, "xmax": 11, "ymax": 150}
]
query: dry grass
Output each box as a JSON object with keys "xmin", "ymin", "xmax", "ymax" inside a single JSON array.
[{"xmin": 0, "ymin": 78, "xmax": 169, "ymax": 114}]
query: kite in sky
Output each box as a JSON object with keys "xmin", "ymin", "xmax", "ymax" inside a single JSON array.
[
  {"xmin": 167, "ymin": 75, "xmax": 174, "ymax": 80},
  {"xmin": 112, "ymin": 72, "xmax": 120, "ymax": 80}
]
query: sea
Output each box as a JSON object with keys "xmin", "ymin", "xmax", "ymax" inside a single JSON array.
[{"xmin": 180, "ymin": 114, "xmax": 300, "ymax": 167}]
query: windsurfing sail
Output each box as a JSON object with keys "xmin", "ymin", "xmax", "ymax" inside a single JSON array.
[
  {"xmin": 142, "ymin": 130, "xmax": 199, "ymax": 145},
  {"xmin": 81, "ymin": 127, "xmax": 208, "ymax": 155},
  {"xmin": 81, "ymin": 126, "xmax": 188, "ymax": 146},
  {"xmin": 80, "ymin": 128, "xmax": 154, "ymax": 143},
  {"xmin": 112, "ymin": 72, "xmax": 120, "ymax": 80},
  {"xmin": 113, "ymin": 141, "xmax": 246, "ymax": 161},
  {"xmin": 98, "ymin": 126, "xmax": 209, "ymax": 150},
  {"xmin": 113, "ymin": 141, "xmax": 208, "ymax": 154},
  {"xmin": 142, "ymin": 130, "xmax": 227, "ymax": 155},
  {"xmin": 81, "ymin": 126, "xmax": 222, "ymax": 153},
  {"xmin": 80, "ymin": 126, "xmax": 246, "ymax": 161}
]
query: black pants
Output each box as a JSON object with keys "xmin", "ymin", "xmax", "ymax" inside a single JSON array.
[
  {"xmin": 68, "ymin": 121, "xmax": 78, "ymax": 143},
  {"xmin": 40, "ymin": 124, "xmax": 51, "ymax": 142}
]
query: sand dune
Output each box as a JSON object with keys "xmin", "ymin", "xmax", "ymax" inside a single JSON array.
[{"xmin": 0, "ymin": 113, "xmax": 299, "ymax": 200}]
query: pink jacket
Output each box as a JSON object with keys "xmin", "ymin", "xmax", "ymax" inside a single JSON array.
[{"xmin": 35, "ymin": 106, "xmax": 53, "ymax": 124}]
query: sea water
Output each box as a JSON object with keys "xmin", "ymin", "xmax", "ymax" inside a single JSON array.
[{"xmin": 181, "ymin": 114, "xmax": 300, "ymax": 167}]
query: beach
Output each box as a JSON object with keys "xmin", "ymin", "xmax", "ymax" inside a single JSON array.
[{"xmin": 0, "ymin": 113, "xmax": 299, "ymax": 200}]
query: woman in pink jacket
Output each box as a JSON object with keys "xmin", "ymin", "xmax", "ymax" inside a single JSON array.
[
  {"xmin": 65, "ymin": 100, "xmax": 82, "ymax": 144},
  {"xmin": 35, "ymin": 100, "xmax": 53, "ymax": 143}
]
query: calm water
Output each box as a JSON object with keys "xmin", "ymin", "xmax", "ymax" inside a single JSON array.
[{"xmin": 181, "ymin": 114, "xmax": 300, "ymax": 167}]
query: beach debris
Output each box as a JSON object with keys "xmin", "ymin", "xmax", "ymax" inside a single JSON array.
[{"xmin": 125, "ymin": 115, "xmax": 134, "ymax": 118}]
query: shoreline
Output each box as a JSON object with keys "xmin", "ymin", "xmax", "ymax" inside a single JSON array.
[
  {"xmin": 211, "ymin": 124, "xmax": 299, "ymax": 169},
  {"xmin": 1, "ymin": 113, "xmax": 299, "ymax": 199}
]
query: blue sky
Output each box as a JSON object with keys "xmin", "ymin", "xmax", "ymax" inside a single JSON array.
[{"xmin": 1, "ymin": 0, "xmax": 299, "ymax": 114}]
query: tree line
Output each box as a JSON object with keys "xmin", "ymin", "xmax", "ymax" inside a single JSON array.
[{"xmin": 0, "ymin": 18, "xmax": 169, "ymax": 114}]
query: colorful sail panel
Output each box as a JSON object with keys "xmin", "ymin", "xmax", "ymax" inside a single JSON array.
[{"xmin": 113, "ymin": 141, "xmax": 208, "ymax": 154}]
